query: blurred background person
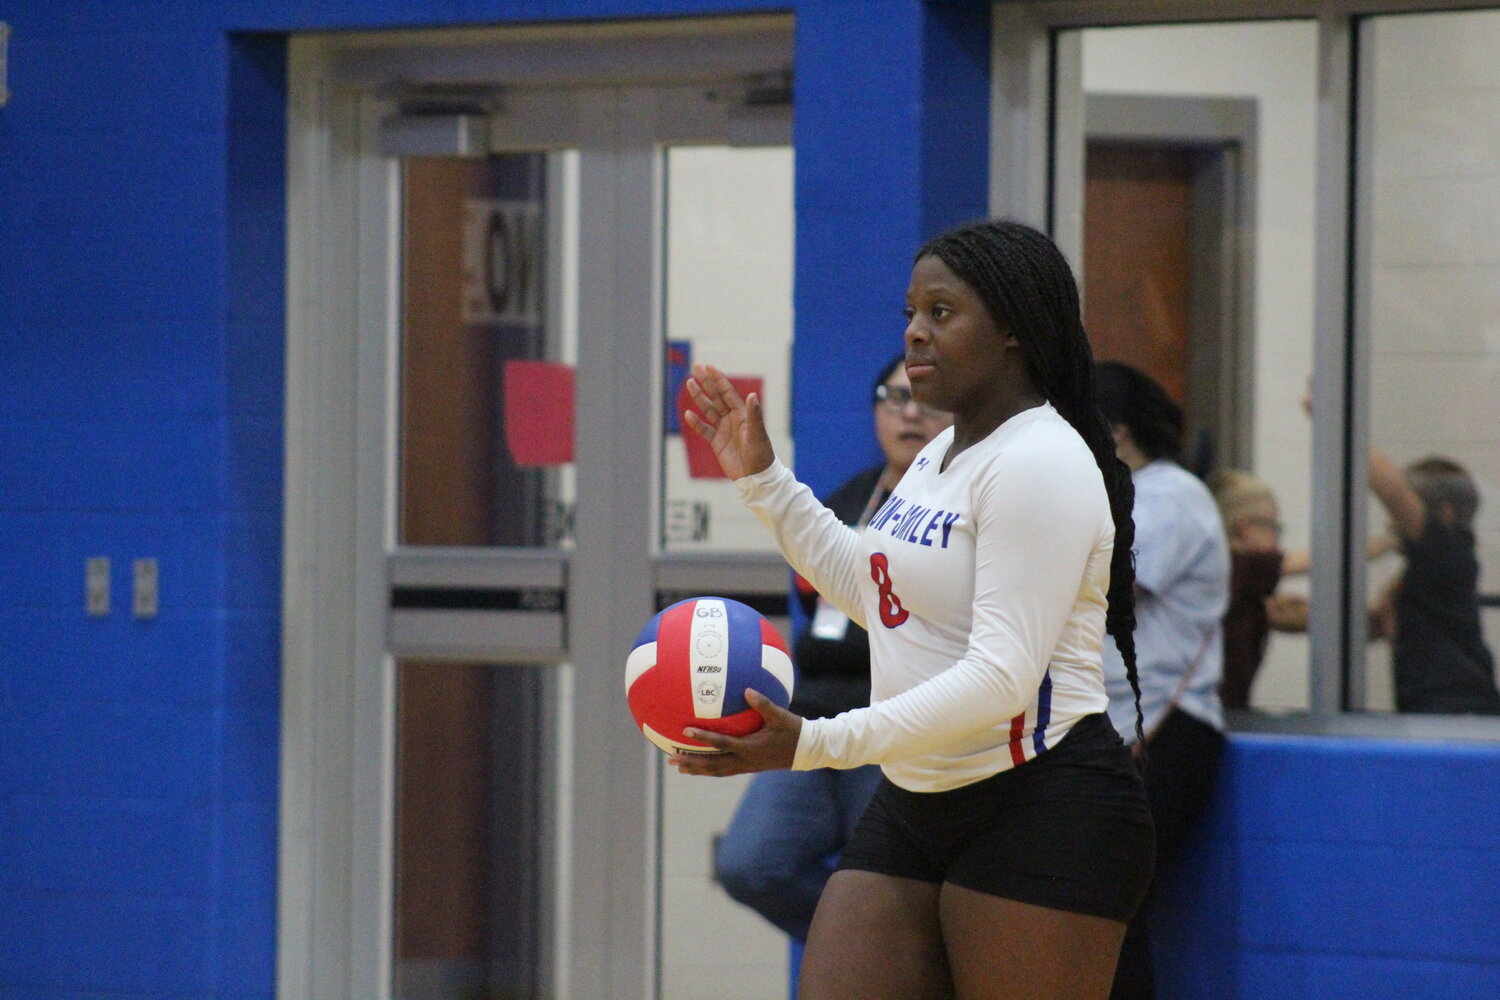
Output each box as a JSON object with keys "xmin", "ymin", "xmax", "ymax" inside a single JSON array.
[
  {"xmin": 1096, "ymin": 361, "xmax": 1230, "ymax": 1000},
  {"xmin": 1208, "ymin": 468, "xmax": 1300, "ymax": 710},
  {"xmin": 1367, "ymin": 449, "xmax": 1500, "ymax": 714}
]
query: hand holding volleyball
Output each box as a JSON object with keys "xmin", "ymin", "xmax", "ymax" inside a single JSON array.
[
  {"xmin": 624, "ymin": 596, "xmax": 801, "ymax": 775},
  {"xmin": 683, "ymin": 362, "xmax": 777, "ymax": 480},
  {"xmin": 669, "ymin": 688, "xmax": 802, "ymax": 777}
]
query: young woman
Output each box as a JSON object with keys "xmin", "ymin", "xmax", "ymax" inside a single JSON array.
[{"xmin": 677, "ymin": 219, "xmax": 1154, "ymax": 1000}]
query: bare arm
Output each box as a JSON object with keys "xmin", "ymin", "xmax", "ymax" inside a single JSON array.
[
  {"xmin": 1281, "ymin": 533, "xmax": 1393, "ymax": 578},
  {"xmin": 1369, "ymin": 447, "xmax": 1426, "ymax": 543},
  {"xmin": 1267, "ymin": 593, "xmax": 1308, "ymax": 632}
]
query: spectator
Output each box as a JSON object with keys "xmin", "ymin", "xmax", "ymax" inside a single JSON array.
[
  {"xmin": 1096, "ymin": 361, "xmax": 1230, "ymax": 1000},
  {"xmin": 1207, "ymin": 468, "xmax": 1288, "ymax": 710},
  {"xmin": 1368, "ymin": 450, "xmax": 1500, "ymax": 714}
]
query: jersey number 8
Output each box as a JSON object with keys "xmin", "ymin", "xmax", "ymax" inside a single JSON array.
[{"xmin": 869, "ymin": 553, "xmax": 910, "ymax": 628}]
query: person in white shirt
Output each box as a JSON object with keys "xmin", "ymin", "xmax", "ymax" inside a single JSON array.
[
  {"xmin": 674, "ymin": 220, "xmax": 1155, "ymax": 1000},
  {"xmin": 1094, "ymin": 360, "xmax": 1230, "ymax": 1000}
]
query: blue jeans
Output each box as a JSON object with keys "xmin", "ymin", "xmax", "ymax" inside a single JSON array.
[{"xmin": 713, "ymin": 765, "xmax": 883, "ymax": 942}]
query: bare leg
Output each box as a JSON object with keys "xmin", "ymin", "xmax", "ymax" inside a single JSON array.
[
  {"xmin": 940, "ymin": 884, "xmax": 1127, "ymax": 1000},
  {"xmin": 798, "ymin": 870, "xmax": 954, "ymax": 1000}
]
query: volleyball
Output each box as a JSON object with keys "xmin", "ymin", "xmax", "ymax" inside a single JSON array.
[{"xmin": 625, "ymin": 596, "xmax": 794, "ymax": 754}]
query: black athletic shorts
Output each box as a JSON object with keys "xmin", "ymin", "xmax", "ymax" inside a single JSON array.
[{"xmin": 836, "ymin": 713, "xmax": 1156, "ymax": 923}]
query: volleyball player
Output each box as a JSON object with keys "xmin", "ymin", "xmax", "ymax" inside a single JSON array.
[{"xmin": 677, "ymin": 219, "xmax": 1154, "ymax": 1000}]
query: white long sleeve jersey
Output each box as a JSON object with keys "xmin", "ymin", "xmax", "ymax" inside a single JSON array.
[{"xmin": 737, "ymin": 403, "xmax": 1115, "ymax": 792}]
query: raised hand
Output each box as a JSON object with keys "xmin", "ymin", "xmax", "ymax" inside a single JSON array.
[
  {"xmin": 667, "ymin": 689, "xmax": 802, "ymax": 777},
  {"xmin": 682, "ymin": 363, "xmax": 776, "ymax": 481}
]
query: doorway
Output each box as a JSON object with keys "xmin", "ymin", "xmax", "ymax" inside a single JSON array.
[
  {"xmin": 281, "ymin": 19, "xmax": 796, "ymax": 1000},
  {"xmin": 1081, "ymin": 95, "xmax": 1258, "ymax": 473}
]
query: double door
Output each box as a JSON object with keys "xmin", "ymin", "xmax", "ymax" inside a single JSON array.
[{"xmin": 283, "ymin": 21, "xmax": 797, "ymax": 1000}]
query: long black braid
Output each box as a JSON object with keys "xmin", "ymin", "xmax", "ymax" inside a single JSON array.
[{"xmin": 916, "ymin": 219, "xmax": 1145, "ymax": 746}]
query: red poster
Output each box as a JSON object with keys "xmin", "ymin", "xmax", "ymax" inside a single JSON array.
[{"xmin": 503, "ymin": 360, "xmax": 576, "ymax": 466}]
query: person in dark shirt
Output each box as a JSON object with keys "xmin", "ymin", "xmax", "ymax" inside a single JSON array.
[
  {"xmin": 1206, "ymin": 468, "xmax": 1323, "ymax": 710},
  {"xmin": 1369, "ymin": 450, "xmax": 1500, "ymax": 714},
  {"xmin": 711, "ymin": 354, "xmax": 951, "ymax": 941}
]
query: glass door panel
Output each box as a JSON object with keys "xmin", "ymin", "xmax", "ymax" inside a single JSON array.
[
  {"xmin": 657, "ymin": 142, "xmax": 796, "ymax": 1000},
  {"xmin": 1069, "ymin": 20, "xmax": 1320, "ymax": 711},
  {"xmin": 1358, "ymin": 11, "xmax": 1500, "ymax": 716},
  {"xmin": 393, "ymin": 151, "xmax": 578, "ymax": 1000},
  {"xmin": 400, "ymin": 153, "xmax": 578, "ymax": 549},
  {"xmin": 659, "ymin": 145, "xmax": 794, "ymax": 553},
  {"xmin": 393, "ymin": 658, "xmax": 554, "ymax": 1000}
]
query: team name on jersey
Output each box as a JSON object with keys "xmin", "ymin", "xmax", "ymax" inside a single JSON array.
[{"xmin": 868, "ymin": 494, "xmax": 961, "ymax": 548}]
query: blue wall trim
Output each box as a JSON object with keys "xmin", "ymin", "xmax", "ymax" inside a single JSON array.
[{"xmin": 1153, "ymin": 734, "xmax": 1500, "ymax": 1000}]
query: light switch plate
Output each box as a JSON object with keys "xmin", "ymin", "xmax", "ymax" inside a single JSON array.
[
  {"xmin": 133, "ymin": 558, "xmax": 158, "ymax": 619},
  {"xmin": 86, "ymin": 557, "xmax": 110, "ymax": 617},
  {"xmin": 0, "ymin": 23, "xmax": 9, "ymax": 108}
]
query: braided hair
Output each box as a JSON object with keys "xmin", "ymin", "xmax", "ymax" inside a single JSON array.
[{"xmin": 915, "ymin": 219, "xmax": 1144, "ymax": 744}]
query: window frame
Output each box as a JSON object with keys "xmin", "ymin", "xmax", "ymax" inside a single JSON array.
[{"xmin": 992, "ymin": 0, "xmax": 1500, "ymax": 737}]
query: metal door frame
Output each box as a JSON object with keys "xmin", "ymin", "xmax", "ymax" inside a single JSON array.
[{"xmin": 281, "ymin": 18, "xmax": 793, "ymax": 1000}]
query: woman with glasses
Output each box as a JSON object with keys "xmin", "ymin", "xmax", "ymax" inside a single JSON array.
[
  {"xmin": 674, "ymin": 220, "xmax": 1154, "ymax": 1000},
  {"xmin": 713, "ymin": 354, "xmax": 951, "ymax": 944}
]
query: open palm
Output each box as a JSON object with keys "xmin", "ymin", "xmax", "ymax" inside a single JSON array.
[{"xmin": 682, "ymin": 362, "xmax": 776, "ymax": 480}]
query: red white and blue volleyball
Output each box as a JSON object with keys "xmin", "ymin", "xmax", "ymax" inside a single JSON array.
[{"xmin": 625, "ymin": 596, "xmax": 794, "ymax": 754}]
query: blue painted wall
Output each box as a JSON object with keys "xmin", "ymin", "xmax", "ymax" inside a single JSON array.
[
  {"xmin": 0, "ymin": 10, "xmax": 289, "ymax": 994},
  {"xmin": 1155, "ymin": 735, "xmax": 1500, "ymax": 1000},
  {"xmin": 0, "ymin": 2, "xmax": 1495, "ymax": 998},
  {"xmin": 791, "ymin": 1, "xmax": 991, "ymax": 500}
]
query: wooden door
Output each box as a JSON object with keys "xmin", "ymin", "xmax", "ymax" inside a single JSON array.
[
  {"xmin": 1083, "ymin": 138, "xmax": 1236, "ymax": 472},
  {"xmin": 1083, "ymin": 141, "xmax": 1194, "ymax": 402}
]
